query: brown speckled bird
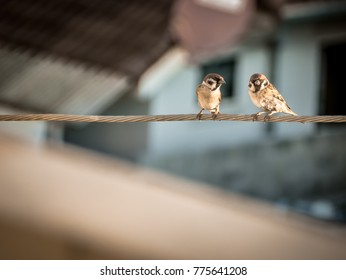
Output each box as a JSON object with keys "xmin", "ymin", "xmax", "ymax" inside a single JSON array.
[
  {"xmin": 196, "ymin": 73, "xmax": 226, "ymax": 120},
  {"xmin": 248, "ymin": 73, "xmax": 297, "ymax": 121}
]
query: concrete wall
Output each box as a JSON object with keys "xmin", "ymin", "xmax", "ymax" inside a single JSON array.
[{"xmin": 141, "ymin": 131, "xmax": 346, "ymax": 204}]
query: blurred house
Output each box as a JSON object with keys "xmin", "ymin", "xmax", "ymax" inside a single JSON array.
[
  {"xmin": 0, "ymin": 0, "xmax": 345, "ymax": 153},
  {"xmin": 66, "ymin": 0, "xmax": 346, "ymax": 158},
  {"xmin": 0, "ymin": 0, "xmax": 345, "ymax": 219}
]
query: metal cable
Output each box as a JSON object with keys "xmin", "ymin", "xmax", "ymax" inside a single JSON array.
[{"xmin": 0, "ymin": 113, "xmax": 345, "ymax": 123}]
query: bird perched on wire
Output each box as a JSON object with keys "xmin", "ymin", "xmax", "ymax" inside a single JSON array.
[
  {"xmin": 248, "ymin": 73, "xmax": 298, "ymax": 121},
  {"xmin": 196, "ymin": 73, "xmax": 226, "ymax": 120}
]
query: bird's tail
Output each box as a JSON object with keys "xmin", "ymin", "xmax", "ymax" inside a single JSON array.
[{"xmin": 286, "ymin": 107, "xmax": 298, "ymax": 116}]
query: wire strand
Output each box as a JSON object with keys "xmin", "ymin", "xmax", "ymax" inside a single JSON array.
[{"xmin": 0, "ymin": 113, "xmax": 346, "ymax": 123}]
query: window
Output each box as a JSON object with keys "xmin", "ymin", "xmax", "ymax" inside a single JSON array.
[
  {"xmin": 320, "ymin": 41, "xmax": 346, "ymax": 116},
  {"xmin": 201, "ymin": 58, "xmax": 236, "ymax": 99}
]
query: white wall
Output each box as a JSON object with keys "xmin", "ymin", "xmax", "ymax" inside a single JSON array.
[
  {"xmin": 275, "ymin": 26, "xmax": 319, "ymax": 139},
  {"xmin": 0, "ymin": 106, "xmax": 47, "ymax": 144}
]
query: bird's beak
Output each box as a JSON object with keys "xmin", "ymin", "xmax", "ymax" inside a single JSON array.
[{"xmin": 220, "ymin": 79, "xmax": 226, "ymax": 84}]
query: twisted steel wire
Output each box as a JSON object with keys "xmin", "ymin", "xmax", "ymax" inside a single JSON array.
[{"xmin": 0, "ymin": 113, "xmax": 345, "ymax": 123}]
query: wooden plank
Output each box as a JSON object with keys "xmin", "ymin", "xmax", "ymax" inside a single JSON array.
[{"xmin": 0, "ymin": 134, "xmax": 345, "ymax": 259}]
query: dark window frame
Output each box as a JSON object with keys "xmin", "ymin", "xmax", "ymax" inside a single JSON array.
[{"xmin": 201, "ymin": 57, "xmax": 237, "ymax": 99}]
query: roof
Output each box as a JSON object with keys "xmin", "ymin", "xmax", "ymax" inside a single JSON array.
[
  {"xmin": 260, "ymin": 0, "xmax": 346, "ymax": 19},
  {"xmin": 0, "ymin": 0, "xmax": 174, "ymax": 78},
  {"xmin": 170, "ymin": 0, "xmax": 256, "ymax": 58},
  {"xmin": 0, "ymin": 0, "xmax": 174, "ymax": 114},
  {"xmin": 0, "ymin": 47, "xmax": 130, "ymax": 114},
  {"xmin": 170, "ymin": 0, "xmax": 346, "ymax": 60},
  {"xmin": 0, "ymin": 0, "xmax": 343, "ymax": 76}
]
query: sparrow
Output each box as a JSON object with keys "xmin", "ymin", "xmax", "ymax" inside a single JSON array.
[
  {"xmin": 248, "ymin": 73, "xmax": 298, "ymax": 121},
  {"xmin": 196, "ymin": 73, "xmax": 226, "ymax": 120}
]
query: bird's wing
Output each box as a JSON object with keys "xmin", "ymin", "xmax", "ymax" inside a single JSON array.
[{"xmin": 268, "ymin": 86, "xmax": 297, "ymax": 115}]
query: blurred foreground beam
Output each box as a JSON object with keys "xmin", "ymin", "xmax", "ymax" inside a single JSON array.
[
  {"xmin": 0, "ymin": 133, "xmax": 345, "ymax": 259},
  {"xmin": 0, "ymin": 113, "xmax": 346, "ymax": 123}
]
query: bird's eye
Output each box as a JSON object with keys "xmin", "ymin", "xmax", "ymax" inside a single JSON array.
[
  {"xmin": 207, "ymin": 80, "xmax": 213, "ymax": 85},
  {"xmin": 255, "ymin": 80, "xmax": 261, "ymax": 86}
]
